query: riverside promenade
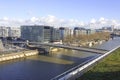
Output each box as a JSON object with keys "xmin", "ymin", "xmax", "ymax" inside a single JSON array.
[
  {"xmin": 95, "ymin": 37, "xmax": 120, "ymax": 50},
  {"xmin": 51, "ymin": 37, "xmax": 120, "ymax": 80}
]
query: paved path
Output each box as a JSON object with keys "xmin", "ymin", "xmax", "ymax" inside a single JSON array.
[
  {"xmin": 95, "ymin": 37, "xmax": 120, "ymax": 50},
  {"xmin": 51, "ymin": 37, "xmax": 120, "ymax": 80}
]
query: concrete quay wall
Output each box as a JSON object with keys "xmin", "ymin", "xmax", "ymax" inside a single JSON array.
[{"xmin": 0, "ymin": 50, "xmax": 38, "ymax": 62}]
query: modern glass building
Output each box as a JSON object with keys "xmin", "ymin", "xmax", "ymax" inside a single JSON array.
[
  {"xmin": 59, "ymin": 27, "xmax": 72, "ymax": 40},
  {"xmin": 21, "ymin": 25, "xmax": 60, "ymax": 43},
  {"xmin": 51, "ymin": 28, "xmax": 60, "ymax": 42}
]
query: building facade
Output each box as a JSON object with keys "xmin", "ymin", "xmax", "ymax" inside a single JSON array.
[
  {"xmin": 74, "ymin": 27, "xmax": 87, "ymax": 36},
  {"xmin": 51, "ymin": 28, "xmax": 60, "ymax": 42},
  {"xmin": 9, "ymin": 27, "xmax": 21, "ymax": 38},
  {"xmin": 74, "ymin": 27, "xmax": 95, "ymax": 36},
  {"xmin": 101, "ymin": 26, "xmax": 113, "ymax": 32},
  {"xmin": 0, "ymin": 26, "xmax": 20, "ymax": 38},
  {"xmin": 86, "ymin": 29, "xmax": 95, "ymax": 35},
  {"xmin": 0, "ymin": 26, "xmax": 9, "ymax": 37},
  {"xmin": 21, "ymin": 25, "xmax": 60, "ymax": 43},
  {"xmin": 59, "ymin": 27, "xmax": 73, "ymax": 40}
]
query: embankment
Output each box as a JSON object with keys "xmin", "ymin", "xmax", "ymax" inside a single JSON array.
[{"xmin": 0, "ymin": 50, "xmax": 38, "ymax": 62}]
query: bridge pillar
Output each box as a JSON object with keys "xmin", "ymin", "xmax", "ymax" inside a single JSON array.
[
  {"xmin": 44, "ymin": 46, "xmax": 50, "ymax": 54},
  {"xmin": 26, "ymin": 40, "xmax": 29, "ymax": 46},
  {"xmin": 36, "ymin": 46, "xmax": 50, "ymax": 55}
]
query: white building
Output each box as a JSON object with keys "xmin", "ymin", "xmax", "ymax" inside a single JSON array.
[
  {"xmin": 0, "ymin": 26, "xmax": 21, "ymax": 38},
  {"xmin": 0, "ymin": 26, "xmax": 9, "ymax": 37},
  {"xmin": 59, "ymin": 27, "xmax": 73, "ymax": 40},
  {"xmin": 74, "ymin": 27, "xmax": 87, "ymax": 36},
  {"xmin": 9, "ymin": 27, "xmax": 21, "ymax": 38}
]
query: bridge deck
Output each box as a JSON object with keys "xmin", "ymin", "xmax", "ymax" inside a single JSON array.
[
  {"xmin": 30, "ymin": 42, "xmax": 108, "ymax": 54},
  {"xmin": 11, "ymin": 42, "xmax": 108, "ymax": 54}
]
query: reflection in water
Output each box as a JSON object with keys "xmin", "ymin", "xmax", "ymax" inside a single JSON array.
[
  {"xmin": 0, "ymin": 37, "xmax": 120, "ymax": 80},
  {"xmin": 51, "ymin": 49, "xmax": 82, "ymax": 58},
  {"xmin": 27, "ymin": 55, "xmax": 74, "ymax": 65},
  {"xmin": 0, "ymin": 49, "xmax": 99, "ymax": 80},
  {"xmin": 51, "ymin": 49, "xmax": 98, "ymax": 58}
]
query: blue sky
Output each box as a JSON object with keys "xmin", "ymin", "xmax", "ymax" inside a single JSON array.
[{"xmin": 0, "ymin": 0, "xmax": 120, "ymax": 22}]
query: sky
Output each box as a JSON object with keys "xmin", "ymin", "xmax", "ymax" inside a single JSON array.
[{"xmin": 0, "ymin": 0, "xmax": 120, "ymax": 28}]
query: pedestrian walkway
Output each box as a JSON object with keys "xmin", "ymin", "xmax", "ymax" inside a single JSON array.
[{"xmin": 95, "ymin": 37, "xmax": 120, "ymax": 50}]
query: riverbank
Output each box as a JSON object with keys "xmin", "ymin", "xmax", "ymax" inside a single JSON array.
[
  {"xmin": 63, "ymin": 32, "xmax": 110, "ymax": 47},
  {"xmin": 0, "ymin": 50, "xmax": 38, "ymax": 62},
  {"xmin": 77, "ymin": 48, "xmax": 120, "ymax": 80}
]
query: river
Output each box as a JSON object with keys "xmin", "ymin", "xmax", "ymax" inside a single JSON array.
[{"xmin": 0, "ymin": 37, "xmax": 120, "ymax": 80}]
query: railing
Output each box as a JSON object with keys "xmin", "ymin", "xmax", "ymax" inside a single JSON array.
[
  {"xmin": 50, "ymin": 55, "xmax": 100, "ymax": 80},
  {"xmin": 10, "ymin": 41, "xmax": 107, "ymax": 54},
  {"xmin": 51, "ymin": 45, "xmax": 120, "ymax": 80}
]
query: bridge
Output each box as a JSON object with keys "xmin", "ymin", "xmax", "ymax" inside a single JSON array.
[{"xmin": 10, "ymin": 41, "xmax": 108, "ymax": 54}]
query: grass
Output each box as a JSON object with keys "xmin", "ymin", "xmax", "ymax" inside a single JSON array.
[{"xmin": 77, "ymin": 48, "xmax": 120, "ymax": 80}]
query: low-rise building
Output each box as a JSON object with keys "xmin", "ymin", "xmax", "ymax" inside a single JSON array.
[
  {"xmin": 9, "ymin": 27, "xmax": 21, "ymax": 38},
  {"xmin": 0, "ymin": 26, "xmax": 21, "ymax": 38},
  {"xmin": 86, "ymin": 29, "xmax": 95, "ymax": 35},
  {"xmin": 101, "ymin": 26, "xmax": 114, "ymax": 32},
  {"xmin": 0, "ymin": 26, "xmax": 9, "ymax": 37},
  {"xmin": 74, "ymin": 27, "xmax": 95, "ymax": 36}
]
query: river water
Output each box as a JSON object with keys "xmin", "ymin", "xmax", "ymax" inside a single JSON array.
[{"xmin": 0, "ymin": 37, "xmax": 120, "ymax": 80}]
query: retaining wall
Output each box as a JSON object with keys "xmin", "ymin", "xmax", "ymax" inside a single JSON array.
[{"xmin": 0, "ymin": 50, "xmax": 38, "ymax": 62}]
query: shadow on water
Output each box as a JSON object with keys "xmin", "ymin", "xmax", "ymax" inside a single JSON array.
[
  {"xmin": 0, "ymin": 54, "xmax": 100, "ymax": 80},
  {"xmin": 0, "ymin": 48, "xmax": 100, "ymax": 80},
  {"xmin": 0, "ymin": 58, "xmax": 72, "ymax": 80},
  {"xmin": 26, "ymin": 54, "xmax": 98, "ymax": 65},
  {"xmin": 79, "ymin": 71, "xmax": 120, "ymax": 80}
]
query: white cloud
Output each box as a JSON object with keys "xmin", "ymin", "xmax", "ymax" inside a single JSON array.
[
  {"xmin": 78, "ymin": 21, "xmax": 85, "ymax": 26},
  {"xmin": 30, "ymin": 17, "xmax": 38, "ymax": 22},
  {"xmin": 45, "ymin": 15, "xmax": 57, "ymax": 23},
  {"xmin": 0, "ymin": 16, "xmax": 120, "ymax": 29},
  {"xmin": 99, "ymin": 17, "xmax": 105, "ymax": 21},
  {"xmin": 98, "ymin": 17, "xmax": 108, "ymax": 24},
  {"xmin": 3, "ymin": 17, "xmax": 9, "ymax": 21},
  {"xmin": 90, "ymin": 18, "xmax": 96, "ymax": 24}
]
